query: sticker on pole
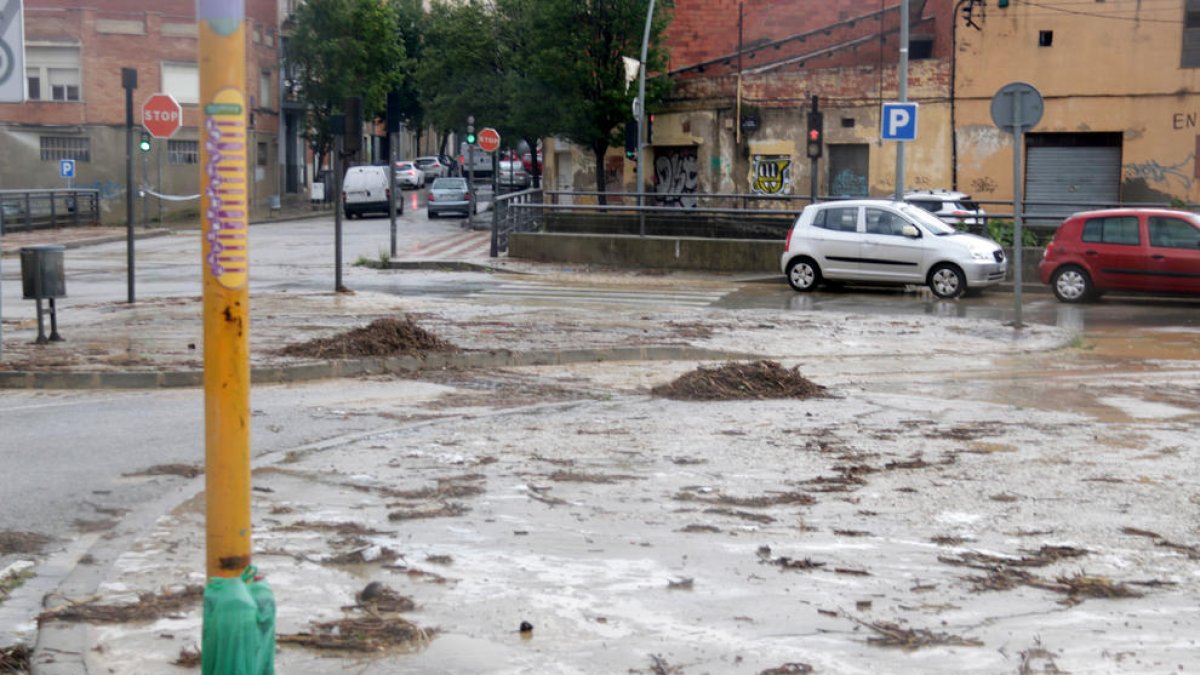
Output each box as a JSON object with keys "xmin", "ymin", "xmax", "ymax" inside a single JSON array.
[
  {"xmin": 202, "ymin": 88, "xmax": 248, "ymax": 290},
  {"xmin": 881, "ymin": 102, "xmax": 918, "ymax": 142}
]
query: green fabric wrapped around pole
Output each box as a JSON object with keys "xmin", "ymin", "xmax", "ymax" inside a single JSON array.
[{"xmin": 201, "ymin": 567, "xmax": 276, "ymax": 675}]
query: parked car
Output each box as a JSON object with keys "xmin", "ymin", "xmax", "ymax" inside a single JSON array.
[
  {"xmin": 903, "ymin": 189, "xmax": 987, "ymax": 228},
  {"xmin": 342, "ymin": 165, "xmax": 400, "ymax": 219},
  {"xmin": 498, "ymin": 159, "xmax": 531, "ymax": 189},
  {"xmin": 414, "ymin": 156, "xmax": 449, "ymax": 182},
  {"xmin": 393, "ymin": 161, "xmax": 425, "ymax": 189},
  {"xmin": 1038, "ymin": 208, "xmax": 1200, "ymax": 303},
  {"xmin": 427, "ymin": 177, "xmax": 472, "ymax": 219},
  {"xmin": 438, "ymin": 154, "xmax": 460, "ymax": 177},
  {"xmin": 521, "ymin": 151, "xmax": 543, "ymax": 175},
  {"xmin": 781, "ymin": 199, "xmax": 1007, "ymax": 299}
]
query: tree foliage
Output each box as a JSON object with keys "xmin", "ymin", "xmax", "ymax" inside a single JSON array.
[{"xmin": 287, "ymin": 0, "xmax": 407, "ymax": 159}]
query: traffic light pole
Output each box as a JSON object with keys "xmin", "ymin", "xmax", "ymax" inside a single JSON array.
[{"xmin": 122, "ymin": 67, "xmax": 137, "ymax": 304}]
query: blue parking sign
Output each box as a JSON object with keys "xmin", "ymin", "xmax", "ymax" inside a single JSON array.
[
  {"xmin": 59, "ymin": 159, "xmax": 75, "ymax": 178},
  {"xmin": 881, "ymin": 102, "xmax": 918, "ymax": 141}
]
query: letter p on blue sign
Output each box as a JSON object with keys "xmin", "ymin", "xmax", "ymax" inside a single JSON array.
[{"xmin": 881, "ymin": 102, "xmax": 918, "ymax": 141}]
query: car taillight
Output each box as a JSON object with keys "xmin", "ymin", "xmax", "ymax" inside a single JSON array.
[
  {"xmin": 785, "ymin": 227, "xmax": 794, "ymax": 250},
  {"xmin": 1043, "ymin": 242, "xmax": 1055, "ymax": 258},
  {"xmin": 464, "ymin": 192, "xmax": 471, "ymax": 200},
  {"xmin": 428, "ymin": 193, "xmax": 436, "ymax": 202}
]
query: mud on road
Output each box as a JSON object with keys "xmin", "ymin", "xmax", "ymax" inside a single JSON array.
[{"xmin": 66, "ymin": 304, "xmax": 1200, "ymax": 675}]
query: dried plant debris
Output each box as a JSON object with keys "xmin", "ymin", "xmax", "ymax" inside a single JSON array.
[
  {"xmin": 172, "ymin": 645, "xmax": 201, "ymax": 668},
  {"xmin": 387, "ymin": 502, "xmax": 470, "ymax": 521},
  {"xmin": 675, "ymin": 488, "xmax": 816, "ymax": 508},
  {"xmin": 856, "ymin": 618, "xmax": 983, "ymax": 650},
  {"xmin": 354, "ymin": 582, "xmax": 416, "ymax": 614},
  {"xmin": 122, "ymin": 463, "xmax": 203, "ymax": 479},
  {"xmin": 1017, "ymin": 639, "xmax": 1063, "ymax": 675},
  {"xmin": 279, "ymin": 521, "xmax": 392, "ymax": 536},
  {"xmin": 939, "ymin": 545, "xmax": 1089, "ymax": 569},
  {"xmin": 702, "ymin": 508, "xmax": 775, "ymax": 524},
  {"xmin": 380, "ymin": 476, "xmax": 487, "ymax": 500},
  {"xmin": 651, "ymin": 360, "xmax": 827, "ymax": 401},
  {"xmin": 0, "ymin": 644, "xmax": 31, "ymax": 673},
  {"xmin": 966, "ymin": 569, "xmax": 1144, "ymax": 605},
  {"xmin": 325, "ymin": 544, "xmax": 402, "ymax": 566},
  {"xmin": 680, "ymin": 524, "xmax": 722, "ymax": 534},
  {"xmin": 38, "ymin": 585, "xmax": 203, "ymax": 625},
  {"xmin": 279, "ymin": 616, "xmax": 433, "ymax": 652},
  {"xmin": 759, "ymin": 663, "xmax": 814, "ymax": 675},
  {"xmin": 0, "ymin": 531, "xmax": 52, "ymax": 555},
  {"xmin": 279, "ymin": 316, "xmax": 459, "ymax": 359},
  {"xmin": 648, "ymin": 654, "xmax": 684, "ymax": 675},
  {"xmin": 1121, "ymin": 526, "xmax": 1200, "ymax": 559},
  {"xmin": 546, "ymin": 470, "xmax": 638, "ymax": 484},
  {"xmin": 930, "ymin": 535, "xmax": 969, "ymax": 546}
]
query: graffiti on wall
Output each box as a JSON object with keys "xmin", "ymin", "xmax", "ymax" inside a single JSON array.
[
  {"xmin": 750, "ymin": 155, "xmax": 792, "ymax": 195},
  {"xmin": 831, "ymin": 169, "xmax": 868, "ymax": 197},
  {"xmin": 1123, "ymin": 154, "xmax": 1194, "ymax": 191},
  {"xmin": 654, "ymin": 147, "xmax": 699, "ymax": 208}
]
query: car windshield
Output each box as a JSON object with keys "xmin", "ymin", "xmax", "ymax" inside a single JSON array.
[
  {"xmin": 432, "ymin": 178, "xmax": 466, "ymax": 190},
  {"xmin": 396, "ymin": 163, "xmax": 413, "ymax": 170},
  {"xmin": 897, "ymin": 203, "xmax": 958, "ymax": 235}
]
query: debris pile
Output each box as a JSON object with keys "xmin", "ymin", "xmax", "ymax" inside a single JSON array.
[
  {"xmin": 0, "ymin": 644, "xmax": 31, "ymax": 673},
  {"xmin": 279, "ymin": 585, "xmax": 432, "ymax": 652},
  {"xmin": 37, "ymin": 585, "xmax": 203, "ymax": 625},
  {"xmin": 651, "ymin": 360, "xmax": 826, "ymax": 401},
  {"xmin": 279, "ymin": 316, "xmax": 458, "ymax": 359}
]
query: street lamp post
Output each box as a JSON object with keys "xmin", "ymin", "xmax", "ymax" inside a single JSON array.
[{"xmin": 636, "ymin": 0, "xmax": 656, "ymax": 237}]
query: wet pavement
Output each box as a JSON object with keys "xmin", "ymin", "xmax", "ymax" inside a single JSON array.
[{"xmin": 2, "ymin": 222, "xmax": 1200, "ymax": 674}]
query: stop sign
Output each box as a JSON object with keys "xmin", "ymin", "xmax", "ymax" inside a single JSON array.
[
  {"xmin": 142, "ymin": 93, "xmax": 182, "ymax": 138},
  {"xmin": 478, "ymin": 127, "xmax": 501, "ymax": 153}
]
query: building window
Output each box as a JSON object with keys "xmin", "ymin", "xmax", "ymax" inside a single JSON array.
[
  {"xmin": 40, "ymin": 136, "xmax": 90, "ymax": 162},
  {"xmin": 1185, "ymin": 0, "xmax": 1200, "ymax": 67},
  {"xmin": 26, "ymin": 45, "xmax": 82, "ymax": 101},
  {"xmin": 1038, "ymin": 31, "xmax": 1053, "ymax": 47},
  {"xmin": 169, "ymin": 140, "xmax": 199, "ymax": 165},
  {"xmin": 162, "ymin": 62, "xmax": 199, "ymax": 105},
  {"xmin": 258, "ymin": 142, "xmax": 268, "ymax": 167},
  {"xmin": 259, "ymin": 69, "xmax": 272, "ymax": 109}
]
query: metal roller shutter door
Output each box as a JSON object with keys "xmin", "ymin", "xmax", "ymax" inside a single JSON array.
[{"xmin": 1025, "ymin": 145, "xmax": 1121, "ymax": 223}]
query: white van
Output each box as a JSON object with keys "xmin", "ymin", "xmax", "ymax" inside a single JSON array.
[{"xmin": 342, "ymin": 165, "xmax": 402, "ymax": 218}]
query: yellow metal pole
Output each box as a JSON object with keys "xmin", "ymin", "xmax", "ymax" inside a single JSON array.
[{"xmin": 199, "ymin": 0, "xmax": 251, "ymax": 579}]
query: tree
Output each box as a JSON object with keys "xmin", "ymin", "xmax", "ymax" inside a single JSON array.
[
  {"xmin": 390, "ymin": 0, "xmax": 429, "ymax": 152},
  {"xmin": 287, "ymin": 0, "xmax": 407, "ymax": 168},
  {"xmin": 512, "ymin": 0, "xmax": 672, "ymax": 198},
  {"xmin": 415, "ymin": 0, "xmax": 508, "ymax": 153}
]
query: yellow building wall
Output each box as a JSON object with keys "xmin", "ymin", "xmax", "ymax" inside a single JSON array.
[{"xmin": 955, "ymin": 2, "xmax": 1200, "ymax": 205}]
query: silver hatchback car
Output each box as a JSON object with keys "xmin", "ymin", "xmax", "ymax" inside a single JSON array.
[{"xmin": 781, "ymin": 199, "xmax": 1007, "ymax": 298}]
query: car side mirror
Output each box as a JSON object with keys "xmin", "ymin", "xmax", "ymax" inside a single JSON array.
[{"xmin": 901, "ymin": 224, "xmax": 920, "ymax": 238}]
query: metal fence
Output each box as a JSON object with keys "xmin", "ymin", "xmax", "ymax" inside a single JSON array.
[
  {"xmin": 0, "ymin": 189, "xmax": 102, "ymax": 233},
  {"xmin": 488, "ymin": 189, "xmax": 1193, "ymax": 255}
]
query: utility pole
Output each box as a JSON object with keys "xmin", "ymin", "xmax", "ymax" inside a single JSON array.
[
  {"xmin": 122, "ymin": 67, "xmax": 137, "ymax": 303},
  {"xmin": 894, "ymin": 0, "xmax": 910, "ymax": 200},
  {"xmin": 636, "ymin": 0, "xmax": 656, "ymax": 237}
]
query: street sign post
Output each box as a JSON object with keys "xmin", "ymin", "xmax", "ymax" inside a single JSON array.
[
  {"xmin": 142, "ymin": 93, "xmax": 182, "ymax": 138},
  {"xmin": 478, "ymin": 127, "xmax": 501, "ymax": 153},
  {"xmin": 881, "ymin": 102, "xmax": 918, "ymax": 141},
  {"xmin": 991, "ymin": 81, "xmax": 1044, "ymax": 330}
]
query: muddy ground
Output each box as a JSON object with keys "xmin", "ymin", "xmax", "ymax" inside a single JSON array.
[{"xmin": 37, "ymin": 306, "xmax": 1198, "ymax": 675}]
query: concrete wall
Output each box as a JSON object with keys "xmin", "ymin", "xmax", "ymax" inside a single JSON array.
[{"xmin": 509, "ymin": 231, "xmax": 1045, "ymax": 284}]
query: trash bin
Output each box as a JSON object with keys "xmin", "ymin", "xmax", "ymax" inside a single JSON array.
[{"xmin": 21, "ymin": 245, "xmax": 66, "ymax": 300}]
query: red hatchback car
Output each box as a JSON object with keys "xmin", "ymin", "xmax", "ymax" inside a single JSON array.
[{"xmin": 1038, "ymin": 208, "xmax": 1200, "ymax": 302}]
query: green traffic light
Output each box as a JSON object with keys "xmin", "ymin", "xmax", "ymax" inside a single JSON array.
[
  {"xmin": 466, "ymin": 133, "xmax": 477, "ymax": 144},
  {"xmin": 139, "ymin": 133, "xmax": 151, "ymax": 153}
]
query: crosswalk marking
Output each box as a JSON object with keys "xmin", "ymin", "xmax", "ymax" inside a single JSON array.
[
  {"xmin": 398, "ymin": 231, "xmax": 492, "ymax": 260},
  {"xmin": 470, "ymin": 282, "xmax": 727, "ymax": 308}
]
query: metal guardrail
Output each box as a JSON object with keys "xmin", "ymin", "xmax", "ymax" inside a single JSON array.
[
  {"xmin": 489, "ymin": 190, "xmax": 1193, "ymax": 253},
  {"xmin": 0, "ymin": 189, "xmax": 102, "ymax": 233}
]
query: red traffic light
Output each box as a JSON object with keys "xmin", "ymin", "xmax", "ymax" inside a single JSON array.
[{"xmin": 808, "ymin": 129, "xmax": 820, "ymax": 142}]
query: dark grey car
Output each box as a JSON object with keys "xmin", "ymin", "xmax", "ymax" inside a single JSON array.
[{"xmin": 427, "ymin": 177, "xmax": 472, "ymax": 219}]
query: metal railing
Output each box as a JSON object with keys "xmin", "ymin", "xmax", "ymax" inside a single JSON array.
[
  {"xmin": 0, "ymin": 189, "xmax": 102, "ymax": 233},
  {"xmin": 488, "ymin": 189, "xmax": 1194, "ymax": 254}
]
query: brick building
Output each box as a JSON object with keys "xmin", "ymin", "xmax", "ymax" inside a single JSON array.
[
  {"xmin": 0, "ymin": 0, "xmax": 288, "ymax": 224},
  {"xmin": 550, "ymin": 0, "xmax": 1198, "ymax": 215}
]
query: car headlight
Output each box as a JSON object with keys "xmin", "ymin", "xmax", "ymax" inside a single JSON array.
[{"xmin": 970, "ymin": 250, "xmax": 993, "ymax": 261}]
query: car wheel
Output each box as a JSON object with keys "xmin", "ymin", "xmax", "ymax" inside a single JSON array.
[
  {"xmin": 428, "ymin": 211, "xmax": 437, "ymax": 220},
  {"xmin": 1051, "ymin": 265, "xmax": 1093, "ymax": 303},
  {"xmin": 928, "ymin": 263, "xmax": 966, "ymax": 299},
  {"xmin": 786, "ymin": 257, "xmax": 821, "ymax": 292}
]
